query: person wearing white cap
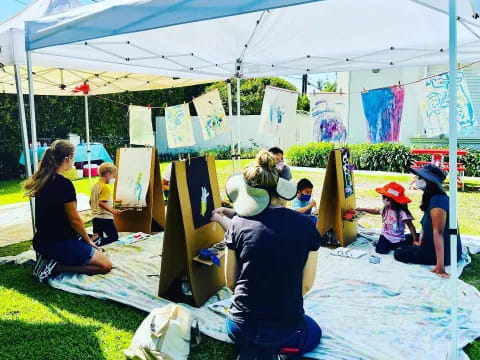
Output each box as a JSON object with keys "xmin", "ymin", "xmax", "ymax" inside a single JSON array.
[{"xmin": 223, "ymin": 150, "xmax": 322, "ymax": 359}]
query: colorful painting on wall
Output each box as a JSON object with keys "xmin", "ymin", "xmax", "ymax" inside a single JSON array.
[
  {"xmin": 129, "ymin": 105, "xmax": 155, "ymax": 146},
  {"xmin": 421, "ymin": 71, "xmax": 476, "ymax": 137},
  {"xmin": 361, "ymin": 86, "xmax": 405, "ymax": 143},
  {"xmin": 309, "ymin": 93, "xmax": 348, "ymax": 143},
  {"xmin": 185, "ymin": 157, "xmax": 214, "ymax": 229},
  {"xmin": 259, "ymin": 86, "xmax": 298, "ymax": 137},
  {"xmin": 165, "ymin": 103, "xmax": 195, "ymax": 148},
  {"xmin": 193, "ymin": 89, "xmax": 229, "ymax": 140},
  {"xmin": 116, "ymin": 148, "xmax": 151, "ymax": 207}
]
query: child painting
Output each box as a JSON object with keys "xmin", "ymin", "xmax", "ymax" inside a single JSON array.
[
  {"xmin": 357, "ymin": 182, "xmax": 417, "ymax": 254},
  {"xmin": 90, "ymin": 162, "xmax": 120, "ymax": 246},
  {"xmin": 292, "ymin": 178, "xmax": 318, "ymax": 222}
]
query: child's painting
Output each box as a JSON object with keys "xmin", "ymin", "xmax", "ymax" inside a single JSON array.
[
  {"xmin": 116, "ymin": 148, "xmax": 151, "ymax": 207},
  {"xmin": 361, "ymin": 86, "xmax": 405, "ymax": 143},
  {"xmin": 259, "ymin": 86, "xmax": 298, "ymax": 137},
  {"xmin": 165, "ymin": 103, "xmax": 195, "ymax": 148},
  {"xmin": 185, "ymin": 157, "xmax": 214, "ymax": 229},
  {"xmin": 309, "ymin": 93, "xmax": 348, "ymax": 143},
  {"xmin": 129, "ymin": 105, "xmax": 155, "ymax": 146},
  {"xmin": 421, "ymin": 71, "xmax": 476, "ymax": 137},
  {"xmin": 193, "ymin": 89, "xmax": 229, "ymax": 140},
  {"xmin": 341, "ymin": 148, "xmax": 354, "ymax": 198}
]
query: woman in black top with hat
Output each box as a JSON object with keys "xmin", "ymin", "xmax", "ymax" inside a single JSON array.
[{"xmin": 394, "ymin": 164, "xmax": 462, "ymax": 277}]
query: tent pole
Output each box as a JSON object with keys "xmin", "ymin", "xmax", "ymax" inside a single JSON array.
[
  {"xmin": 227, "ymin": 80, "xmax": 235, "ymax": 174},
  {"xmin": 236, "ymin": 78, "xmax": 241, "ymax": 170},
  {"xmin": 26, "ymin": 51, "xmax": 39, "ymax": 171},
  {"xmin": 85, "ymin": 94, "xmax": 92, "ymax": 189},
  {"xmin": 14, "ymin": 64, "xmax": 35, "ymax": 232},
  {"xmin": 448, "ymin": 0, "xmax": 458, "ymax": 359}
]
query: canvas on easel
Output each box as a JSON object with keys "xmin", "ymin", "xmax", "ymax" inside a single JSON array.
[
  {"xmin": 159, "ymin": 155, "xmax": 225, "ymax": 307},
  {"xmin": 317, "ymin": 148, "xmax": 357, "ymax": 247},
  {"xmin": 113, "ymin": 147, "xmax": 166, "ymax": 233}
]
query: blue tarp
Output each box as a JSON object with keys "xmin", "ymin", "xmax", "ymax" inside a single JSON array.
[{"xmin": 19, "ymin": 143, "xmax": 113, "ymax": 165}]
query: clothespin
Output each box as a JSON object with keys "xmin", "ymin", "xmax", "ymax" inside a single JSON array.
[
  {"xmin": 398, "ymin": 81, "xmax": 401, "ymax": 87},
  {"xmin": 362, "ymin": 87, "xmax": 367, "ymax": 93},
  {"xmin": 188, "ymin": 153, "xmax": 191, "ymax": 166},
  {"xmin": 339, "ymin": 88, "xmax": 343, "ymax": 95},
  {"xmin": 147, "ymin": 104, "xmax": 151, "ymax": 110}
]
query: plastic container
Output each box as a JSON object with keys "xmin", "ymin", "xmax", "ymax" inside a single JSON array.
[{"xmin": 83, "ymin": 163, "xmax": 99, "ymax": 177}]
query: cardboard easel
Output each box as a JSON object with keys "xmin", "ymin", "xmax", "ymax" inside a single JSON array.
[
  {"xmin": 317, "ymin": 148, "xmax": 357, "ymax": 247},
  {"xmin": 159, "ymin": 155, "xmax": 226, "ymax": 307},
  {"xmin": 113, "ymin": 147, "xmax": 166, "ymax": 233}
]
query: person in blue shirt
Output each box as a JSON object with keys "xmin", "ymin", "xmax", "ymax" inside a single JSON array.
[
  {"xmin": 394, "ymin": 164, "xmax": 462, "ymax": 278},
  {"xmin": 292, "ymin": 178, "xmax": 318, "ymax": 225},
  {"xmin": 292, "ymin": 178, "xmax": 317, "ymax": 217}
]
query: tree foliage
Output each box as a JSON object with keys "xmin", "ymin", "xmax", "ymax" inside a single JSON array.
[{"xmin": 206, "ymin": 77, "xmax": 308, "ymax": 114}]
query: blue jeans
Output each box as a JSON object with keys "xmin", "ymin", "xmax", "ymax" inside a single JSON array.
[{"xmin": 226, "ymin": 315, "xmax": 321, "ymax": 359}]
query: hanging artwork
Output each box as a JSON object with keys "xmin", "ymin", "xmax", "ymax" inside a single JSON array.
[
  {"xmin": 116, "ymin": 148, "xmax": 152, "ymax": 207},
  {"xmin": 361, "ymin": 86, "xmax": 405, "ymax": 143},
  {"xmin": 129, "ymin": 105, "xmax": 155, "ymax": 146},
  {"xmin": 185, "ymin": 157, "xmax": 214, "ymax": 229},
  {"xmin": 341, "ymin": 148, "xmax": 354, "ymax": 198},
  {"xmin": 193, "ymin": 89, "xmax": 229, "ymax": 140},
  {"xmin": 421, "ymin": 71, "xmax": 476, "ymax": 137},
  {"xmin": 309, "ymin": 93, "xmax": 348, "ymax": 143},
  {"xmin": 259, "ymin": 86, "xmax": 299, "ymax": 137},
  {"xmin": 165, "ymin": 103, "xmax": 195, "ymax": 148}
]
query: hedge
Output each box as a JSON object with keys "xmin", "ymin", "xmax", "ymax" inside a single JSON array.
[{"xmin": 286, "ymin": 142, "xmax": 480, "ymax": 177}]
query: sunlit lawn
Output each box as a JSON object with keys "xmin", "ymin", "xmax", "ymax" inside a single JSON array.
[{"xmin": 0, "ymin": 160, "xmax": 479, "ymax": 359}]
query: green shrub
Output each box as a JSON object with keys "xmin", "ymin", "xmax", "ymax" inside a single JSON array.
[
  {"xmin": 349, "ymin": 143, "xmax": 414, "ymax": 173},
  {"xmin": 286, "ymin": 142, "xmax": 414, "ymax": 173},
  {"xmin": 200, "ymin": 145, "xmax": 259, "ymax": 160},
  {"xmin": 286, "ymin": 142, "xmax": 334, "ymax": 168},
  {"xmin": 461, "ymin": 148, "xmax": 480, "ymax": 177}
]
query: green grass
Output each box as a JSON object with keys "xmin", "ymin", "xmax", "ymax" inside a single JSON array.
[{"xmin": 0, "ymin": 160, "xmax": 479, "ymax": 359}]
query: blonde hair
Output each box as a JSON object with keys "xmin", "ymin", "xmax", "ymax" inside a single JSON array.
[
  {"xmin": 243, "ymin": 150, "xmax": 278, "ymax": 192},
  {"xmin": 24, "ymin": 140, "xmax": 75, "ymax": 197},
  {"xmin": 99, "ymin": 162, "xmax": 117, "ymax": 177}
]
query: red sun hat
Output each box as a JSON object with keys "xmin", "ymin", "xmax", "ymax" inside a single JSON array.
[{"xmin": 375, "ymin": 182, "xmax": 411, "ymax": 204}]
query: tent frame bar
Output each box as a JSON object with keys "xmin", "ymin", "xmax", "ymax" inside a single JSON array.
[
  {"xmin": 448, "ymin": 0, "xmax": 459, "ymax": 358},
  {"xmin": 26, "ymin": 51, "xmax": 39, "ymax": 171},
  {"xmin": 14, "ymin": 64, "xmax": 35, "ymax": 232}
]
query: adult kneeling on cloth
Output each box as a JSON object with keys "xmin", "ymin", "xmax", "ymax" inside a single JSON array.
[
  {"xmin": 223, "ymin": 150, "xmax": 322, "ymax": 359},
  {"xmin": 24, "ymin": 140, "xmax": 112, "ymax": 283},
  {"xmin": 394, "ymin": 164, "xmax": 462, "ymax": 278}
]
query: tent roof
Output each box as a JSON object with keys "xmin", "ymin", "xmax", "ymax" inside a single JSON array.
[
  {"xmin": 24, "ymin": 0, "xmax": 480, "ymax": 79},
  {"xmin": 0, "ymin": 0, "xmax": 213, "ymax": 95}
]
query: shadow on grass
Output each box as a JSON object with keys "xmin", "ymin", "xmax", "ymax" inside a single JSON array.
[
  {"xmin": 0, "ymin": 264, "xmax": 144, "ymax": 334},
  {"xmin": 0, "ymin": 319, "xmax": 105, "ymax": 360}
]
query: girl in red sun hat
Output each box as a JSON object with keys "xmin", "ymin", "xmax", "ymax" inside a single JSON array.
[{"xmin": 357, "ymin": 182, "xmax": 418, "ymax": 254}]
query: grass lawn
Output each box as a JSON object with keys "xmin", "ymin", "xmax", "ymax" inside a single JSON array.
[{"xmin": 0, "ymin": 160, "xmax": 479, "ymax": 359}]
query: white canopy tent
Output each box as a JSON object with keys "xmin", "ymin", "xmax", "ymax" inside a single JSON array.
[
  {"xmin": 24, "ymin": 0, "xmax": 480, "ymax": 358},
  {"xmin": 1, "ymin": 0, "xmax": 213, "ymax": 197}
]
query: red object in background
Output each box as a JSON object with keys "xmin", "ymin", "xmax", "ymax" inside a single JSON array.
[
  {"xmin": 411, "ymin": 149, "xmax": 467, "ymax": 156},
  {"xmin": 83, "ymin": 167, "xmax": 98, "ymax": 177},
  {"xmin": 73, "ymin": 83, "xmax": 91, "ymax": 95}
]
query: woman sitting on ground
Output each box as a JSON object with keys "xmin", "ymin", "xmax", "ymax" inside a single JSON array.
[
  {"xmin": 394, "ymin": 164, "xmax": 462, "ymax": 278},
  {"xmin": 24, "ymin": 140, "xmax": 112, "ymax": 283},
  {"xmin": 223, "ymin": 150, "xmax": 322, "ymax": 358}
]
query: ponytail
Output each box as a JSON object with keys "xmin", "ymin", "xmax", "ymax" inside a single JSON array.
[
  {"xmin": 24, "ymin": 140, "xmax": 75, "ymax": 197},
  {"xmin": 243, "ymin": 150, "xmax": 278, "ymax": 192}
]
